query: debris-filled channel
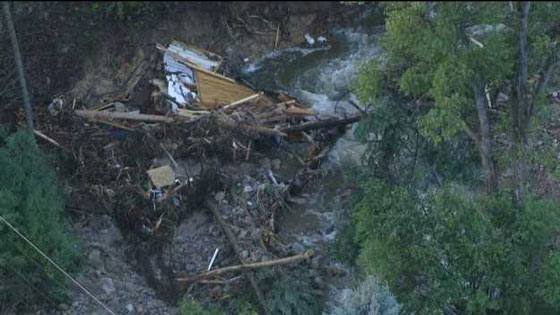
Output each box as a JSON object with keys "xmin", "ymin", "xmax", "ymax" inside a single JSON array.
[{"xmin": 241, "ymin": 25, "xmax": 383, "ymax": 307}]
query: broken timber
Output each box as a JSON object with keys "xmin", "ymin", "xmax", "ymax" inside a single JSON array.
[
  {"xmin": 204, "ymin": 199, "xmax": 270, "ymax": 315},
  {"xmin": 177, "ymin": 250, "xmax": 313, "ymax": 283},
  {"xmin": 75, "ymin": 109, "xmax": 176, "ymax": 124},
  {"xmin": 157, "ymin": 42, "xmax": 256, "ymax": 108}
]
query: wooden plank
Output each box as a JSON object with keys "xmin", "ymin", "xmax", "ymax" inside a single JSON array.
[
  {"xmin": 223, "ymin": 93, "xmax": 261, "ymax": 110},
  {"xmin": 75, "ymin": 110, "xmax": 175, "ymax": 123}
]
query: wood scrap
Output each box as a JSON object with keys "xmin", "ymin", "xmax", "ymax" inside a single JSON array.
[
  {"xmin": 159, "ymin": 143, "xmax": 180, "ymax": 170},
  {"xmin": 223, "ymin": 93, "xmax": 262, "ymax": 110},
  {"xmin": 177, "ymin": 250, "xmax": 313, "ymax": 283},
  {"xmin": 33, "ymin": 130, "xmax": 71, "ymax": 153},
  {"xmin": 75, "ymin": 109, "xmax": 176, "ymax": 124},
  {"xmin": 146, "ymin": 165, "xmax": 175, "ymax": 189},
  {"xmin": 284, "ymin": 105, "xmax": 315, "ymax": 116}
]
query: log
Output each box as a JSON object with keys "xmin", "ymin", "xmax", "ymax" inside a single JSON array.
[
  {"xmin": 75, "ymin": 109, "xmax": 175, "ymax": 124},
  {"xmin": 177, "ymin": 250, "xmax": 313, "ymax": 283},
  {"xmin": 285, "ymin": 105, "xmax": 315, "ymax": 116},
  {"xmin": 204, "ymin": 200, "xmax": 269, "ymax": 315},
  {"xmin": 280, "ymin": 113, "xmax": 363, "ymax": 133},
  {"xmin": 33, "ymin": 130, "xmax": 71, "ymax": 153}
]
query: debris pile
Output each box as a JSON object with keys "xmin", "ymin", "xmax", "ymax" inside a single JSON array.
[{"xmin": 34, "ymin": 40, "xmax": 365, "ymax": 311}]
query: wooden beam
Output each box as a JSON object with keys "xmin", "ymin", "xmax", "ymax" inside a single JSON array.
[
  {"xmin": 75, "ymin": 110, "xmax": 175, "ymax": 123},
  {"xmin": 177, "ymin": 250, "xmax": 313, "ymax": 283},
  {"xmin": 222, "ymin": 93, "xmax": 262, "ymax": 110}
]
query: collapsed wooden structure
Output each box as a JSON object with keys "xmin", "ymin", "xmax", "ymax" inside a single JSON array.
[{"xmin": 68, "ymin": 40, "xmax": 363, "ymax": 142}]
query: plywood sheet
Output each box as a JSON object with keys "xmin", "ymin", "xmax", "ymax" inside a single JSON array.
[
  {"xmin": 195, "ymin": 70, "xmax": 256, "ymax": 109},
  {"xmin": 146, "ymin": 165, "xmax": 175, "ymax": 189}
]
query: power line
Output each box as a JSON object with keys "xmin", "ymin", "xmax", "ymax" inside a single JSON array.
[{"xmin": 0, "ymin": 214, "xmax": 117, "ymax": 315}]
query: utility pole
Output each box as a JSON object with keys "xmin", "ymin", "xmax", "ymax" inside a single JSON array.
[{"xmin": 3, "ymin": 2, "xmax": 34, "ymax": 130}]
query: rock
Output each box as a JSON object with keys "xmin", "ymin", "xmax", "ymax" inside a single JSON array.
[
  {"xmin": 87, "ymin": 249, "xmax": 103, "ymax": 268},
  {"xmin": 288, "ymin": 197, "xmax": 307, "ymax": 205},
  {"xmin": 126, "ymin": 303, "xmax": 134, "ymax": 313},
  {"xmin": 290, "ymin": 242, "xmax": 306, "ymax": 253},
  {"xmin": 272, "ymin": 159, "xmax": 281, "ymax": 170},
  {"xmin": 241, "ymin": 250, "xmax": 249, "ymax": 260},
  {"xmin": 311, "ymin": 256, "xmax": 321, "ymax": 269},
  {"xmin": 243, "ymin": 185, "xmax": 254, "ymax": 193},
  {"xmin": 100, "ymin": 277, "xmax": 116, "ymax": 295},
  {"xmin": 259, "ymin": 157, "xmax": 272, "ymax": 170},
  {"xmin": 313, "ymin": 276, "xmax": 325, "ymax": 288},
  {"xmin": 214, "ymin": 191, "xmax": 225, "ymax": 201}
]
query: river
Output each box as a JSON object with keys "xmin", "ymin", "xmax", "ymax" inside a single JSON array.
[{"xmin": 241, "ymin": 14, "xmax": 383, "ymax": 307}]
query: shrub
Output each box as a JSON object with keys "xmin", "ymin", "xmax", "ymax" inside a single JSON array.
[
  {"xmin": 328, "ymin": 276, "xmax": 401, "ymax": 315},
  {"xmin": 0, "ymin": 130, "xmax": 81, "ymax": 312},
  {"xmin": 178, "ymin": 298, "xmax": 225, "ymax": 315},
  {"xmin": 257, "ymin": 271, "xmax": 318, "ymax": 315}
]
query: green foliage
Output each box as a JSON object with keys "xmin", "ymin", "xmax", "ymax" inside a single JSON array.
[
  {"xmin": 328, "ymin": 276, "xmax": 400, "ymax": 315},
  {"xmin": 257, "ymin": 271, "xmax": 318, "ymax": 315},
  {"xmin": 178, "ymin": 298, "xmax": 225, "ymax": 315},
  {"xmin": 357, "ymin": 3, "xmax": 516, "ymax": 144},
  {"xmin": 0, "ymin": 130, "xmax": 81, "ymax": 312},
  {"xmin": 236, "ymin": 300, "xmax": 259, "ymax": 315},
  {"xmin": 353, "ymin": 178, "xmax": 560, "ymax": 314},
  {"xmin": 353, "ymin": 95, "xmax": 479, "ymax": 187},
  {"xmin": 334, "ymin": 221, "xmax": 360, "ymax": 265}
]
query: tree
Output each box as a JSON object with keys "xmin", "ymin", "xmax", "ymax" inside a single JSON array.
[
  {"xmin": 357, "ymin": 2, "xmax": 560, "ymax": 194},
  {"xmin": 0, "ymin": 130, "xmax": 81, "ymax": 313},
  {"xmin": 509, "ymin": 2, "xmax": 559, "ymax": 204},
  {"xmin": 352, "ymin": 178, "xmax": 560, "ymax": 314}
]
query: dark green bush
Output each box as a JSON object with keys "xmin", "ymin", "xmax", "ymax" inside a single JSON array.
[{"xmin": 0, "ymin": 130, "xmax": 81, "ymax": 312}]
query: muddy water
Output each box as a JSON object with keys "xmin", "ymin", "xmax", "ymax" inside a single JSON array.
[{"xmin": 242, "ymin": 22, "xmax": 382, "ymax": 303}]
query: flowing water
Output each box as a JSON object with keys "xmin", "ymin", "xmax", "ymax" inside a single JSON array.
[{"xmin": 242, "ymin": 18, "xmax": 383, "ymax": 305}]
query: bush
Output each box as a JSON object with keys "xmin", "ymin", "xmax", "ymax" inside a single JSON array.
[
  {"xmin": 178, "ymin": 298, "xmax": 225, "ymax": 315},
  {"xmin": 0, "ymin": 130, "xmax": 81, "ymax": 312},
  {"xmin": 236, "ymin": 300, "xmax": 259, "ymax": 315},
  {"xmin": 328, "ymin": 276, "xmax": 400, "ymax": 315},
  {"xmin": 334, "ymin": 222, "xmax": 359, "ymax": 265},
  {"xmin": 257, "ymin": 271, "xmax": 318, "ymax": 315}
]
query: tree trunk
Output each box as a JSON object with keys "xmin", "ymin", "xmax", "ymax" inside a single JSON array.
[
  {"xmin": 511, "ymin": 2, "xmax": 531, "ymax": 205},
  {"xmin": 474, "ymin": 83, "xmax": 498, "ymax": 194}
]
